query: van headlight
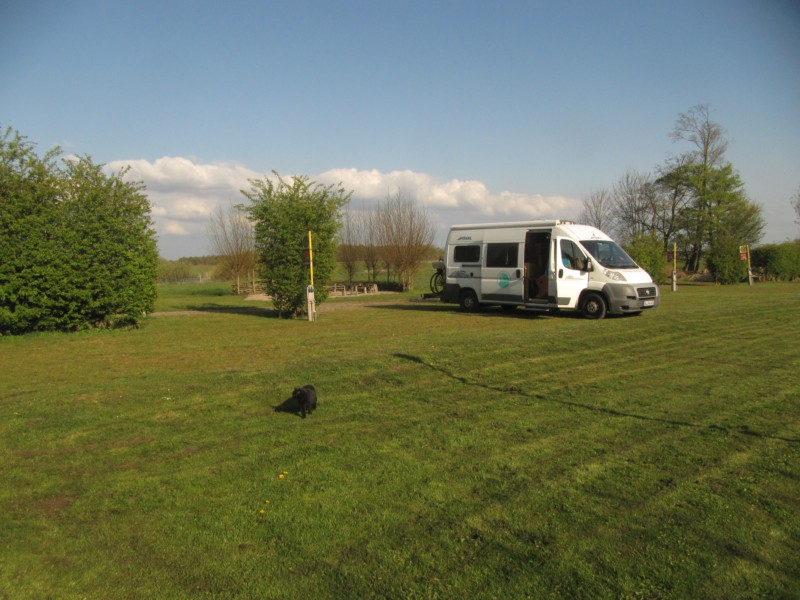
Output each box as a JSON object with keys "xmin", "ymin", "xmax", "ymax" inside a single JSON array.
[{"xmin": 604, "ymin": 269, "xmax": 627, "ymax": 282}]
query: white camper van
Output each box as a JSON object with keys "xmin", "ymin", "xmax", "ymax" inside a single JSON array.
[{"xmin": 440, "ymin": 220, "xmax": 659, "ymax": 319}]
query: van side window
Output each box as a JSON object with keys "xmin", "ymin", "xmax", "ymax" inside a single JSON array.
[
  {"xmin": 453, "ymin": 245, "xmax": 480, "ymax": 263},
  {"xmin": 486, "ymin": 243, "xmax": 519, "ymax": 268},
  {"xmin": 560, "ymin": 239, "xmax": 587, "ymax": 270}
]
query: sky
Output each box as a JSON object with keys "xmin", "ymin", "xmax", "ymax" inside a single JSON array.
[{"xmin": 2, "ymin": 0, "xmax": 799, "ymax": 259}]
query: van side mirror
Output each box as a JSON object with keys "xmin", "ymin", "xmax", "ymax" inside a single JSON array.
[{"xmin": 584, "ymin": 258, "xmax": 593, "ymax": 272}]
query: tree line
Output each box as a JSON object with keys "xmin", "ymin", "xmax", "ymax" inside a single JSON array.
[
  {"xmin": 580, "ymin": 104, "xmax": 772, "ymax": 283},
  {"xmin": 338, "ymin": 192, "xmax": 437, "ymax": 290}
]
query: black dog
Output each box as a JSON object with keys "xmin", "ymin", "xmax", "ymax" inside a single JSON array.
[{"xmin": 292, "ymin": 385, "xmax": 317, "ymax": 419}]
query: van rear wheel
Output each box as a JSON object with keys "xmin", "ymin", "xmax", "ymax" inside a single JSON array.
[
  {"xmin": 459, "ymin": 290, "xmax": 479, "ymax": 312},
  {"xmin": 582, "ymin": 292, "xmax": 607, "ymax": 319}
]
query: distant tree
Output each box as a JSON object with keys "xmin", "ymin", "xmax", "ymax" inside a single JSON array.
[
  {"xmin": 653, "ymin": 156, "xmax": 694, "ymax": 249},
  {"xmin": 157, "ymin": 258, "xmax": 193, "ymax": 282},
  {"xmin": 0, "ymin": 127, "xmax": 158, "ymax": 334},
  {"xmin": 243, "ymin": 172, "xmax": 351, "ymax": 317},
  {"xmin": 579, "ymin": 189, "xmax": 615, "ymax": 233},
  {"xmin": 612, "ymin": 170, "xmax": 660, "ymax": 244},
  {"xmin": 207, "ymin": 204, "xmax": 258, "ymax": 293},
  {"xmin": 337, "ymin": 208, "xmax": 361, "ymax": 284},
  {"xmin": 378, "ymin": 192, "xmax": 435, "ymax": 291},
  {"xmin": 361, "ymin": 206, "xmax": 383, "ymax": 282}
]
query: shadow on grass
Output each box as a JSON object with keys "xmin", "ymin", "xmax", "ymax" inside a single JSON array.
[
  {"xmin": 366, "ymin": 302, "xmax": 454, "ymax": 313},
  {"xmin": 273, "ymin": 396, "xmax": 308, "ymax": 418},
  {"xmin": 370, "ymin": 302, "xmax": 583, "ymax": 320},
  {"xmin": 187, "ymin": 304, "xmax": 280, "ymax": 318},
  {"xmin": 394, "ymin": 353, "xmax": 799, "ymax": 444}
]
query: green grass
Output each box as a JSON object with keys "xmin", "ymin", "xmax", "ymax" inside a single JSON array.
[{"xmin": 1, "ymin": 282, "xmax": 799, "ymax": 598}]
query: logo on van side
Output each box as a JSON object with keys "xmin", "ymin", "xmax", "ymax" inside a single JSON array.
[{"xmin": 457, "ymin": 236, "xmax": 472, "ymax": 241}]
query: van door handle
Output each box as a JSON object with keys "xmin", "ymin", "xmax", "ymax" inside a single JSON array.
[
  {"xmin": 558, "ymin": 268, "xmax": 564, "ymax": 278},
  {"xmin": 516, "ymin": 269, "xmax": 521, "ymax": 278}
]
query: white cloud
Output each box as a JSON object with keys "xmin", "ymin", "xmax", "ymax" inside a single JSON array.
[
  {"xmin": 163, "ymin": 221, "xmax": 190, "ymax": 235},
  {"xmin": 104, "ymin": 157, "xmax": 581, "ymax": 258},
  {"xmin": 318, "ymin": 167, "xmax": 578, "ymax": 230},
  {"xmin": 109, "ymin": 156, "xmax": 261, "ymax": 192}
]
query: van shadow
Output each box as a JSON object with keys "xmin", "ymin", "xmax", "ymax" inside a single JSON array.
[
  {"xmin": 393, "ymin": 353, "xmax": 799, "ymax": 444},
  {"xmin": 366, "ymin": 302, "xmax": 453, "ymax": 313},
  {"xmin": 370, "ymin": 302, "xmax": 578, "ymax": 320}
]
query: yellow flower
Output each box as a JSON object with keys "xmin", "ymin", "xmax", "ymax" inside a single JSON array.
[
  {"xmin": 258, "ymin": 509, "xmax": 266, "ymax": 515},
  {"xmin": 264, "ymin": 500, "xmax": 270, "ymax": 504},
  {"xmin": 278, "ymin": 474, "xmax": 285, "ymax": 479}
]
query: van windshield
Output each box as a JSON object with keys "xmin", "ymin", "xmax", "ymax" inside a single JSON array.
[{"xmin": 580, "ymin": 240, "xmax": 639, "ymax": 269}]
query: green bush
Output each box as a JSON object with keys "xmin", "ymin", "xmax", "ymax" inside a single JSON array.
[
  {"xmin": 243, "ymin": 172, "xmax": 350, "ymax": 317},
  {"xmin": 751, "ymin": 241, "xmax": 800, "ymax": 281},
  {"xmin": 624, "ymin": 234, "xmax": 667, "ymax": 283},
  {"xmin": 706, "ymin": 234, "xmax": 749, "ymax": 284},
  {"xmin": 0, "ymin": 128, "xmax": 158, "ymax": 334}
]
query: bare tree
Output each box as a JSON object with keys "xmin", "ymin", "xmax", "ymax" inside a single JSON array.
[
  {"xmin": 670, "ymin": 103, "xmax": 728, "ymax": 169},
  {"xmin": 207, "ymin": 204, "xmax": 258, "ymax": 294},
  {"xmin": 654, "ymin": 155, "xmax": 694, "ymax": 249},
  {"xmin": 612, "ymin": 170, "xmax": 660, "ymax": 244},
  {"xmin": 378, "ymin": 192, "xmax": 435, "ymax": 291},
  {"xmin": 338, "ymin": 208, "xmax": 361, "ymax": 284},
  {"xmin": 361, "ymin": 206, "xmax": 382, "ymax": 282},
  {"xmin": 579, "ymin": 189, "xmax": 615, "ymax": 233}
]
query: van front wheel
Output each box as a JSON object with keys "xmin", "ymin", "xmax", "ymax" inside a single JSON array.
[
  {"xmin": 459, "ymin": 290, "xmax": 479, "ymax": 312},
  {"xmin": 582, "ymin": 292, "xmax": 607, "ymax": 319}
]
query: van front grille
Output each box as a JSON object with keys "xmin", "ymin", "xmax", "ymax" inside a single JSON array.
[{"xmin": 637, "ymin": 287, "xmax": 657, "ymax": 299}]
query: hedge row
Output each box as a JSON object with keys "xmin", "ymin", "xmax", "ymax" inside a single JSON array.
[{"xmin": 751, "ymin": 241, "xmax": 800, "ymax": 281}]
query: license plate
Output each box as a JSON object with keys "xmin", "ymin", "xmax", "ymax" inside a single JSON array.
[{"xmin": 643, "ymin": 300, "xmax": 655, "ymax": 307}]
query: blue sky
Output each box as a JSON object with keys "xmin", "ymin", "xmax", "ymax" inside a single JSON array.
[{"xmin": 2, "ymin": 0, "xmax": 798, "ymax": 258}]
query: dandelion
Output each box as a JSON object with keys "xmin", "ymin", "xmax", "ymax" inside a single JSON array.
[
  {"xmin": 259, "ymin": 509, "xmax": 266, "ymax": 515},
  {"xmin": 278, "ymin": 473, "xmax": 285, "ymax": 479},
  {"xmin": 264, "ymin": 500, "xmax": 271, "ymax": 505}
]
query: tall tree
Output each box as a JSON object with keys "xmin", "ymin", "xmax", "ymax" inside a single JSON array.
[
  {"xmin": 670, "ymin": 104, "xmax": 728, "ymax": 271},
  {"xmin": 665, "ymin": 104, "xmax": 763, "ymax": 273},
  {"xmin": 243, "ymin": 172, "xmax": 351, "ymax": 317}
]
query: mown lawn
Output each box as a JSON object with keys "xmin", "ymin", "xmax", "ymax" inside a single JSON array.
[{"xmin": 1, "ymin": 282, "xmax": 798, "ymax": 598}]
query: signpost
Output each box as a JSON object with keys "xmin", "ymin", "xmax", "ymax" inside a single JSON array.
[
  {"xmin": 740, "ymin": 244, "xmax": 753, "ymax": 286},
  {"xmin": 306, "ymin": 230, "xmax": 316, "ymax": 321},
  {"xmin": 670, "ymin": 242, "xmax": 677, "ymax": 292}
]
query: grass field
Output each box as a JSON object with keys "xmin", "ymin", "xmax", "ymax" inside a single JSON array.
[{"xmin": 1, "ymin": 281, "xmax": 798, "ymax": 599}]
